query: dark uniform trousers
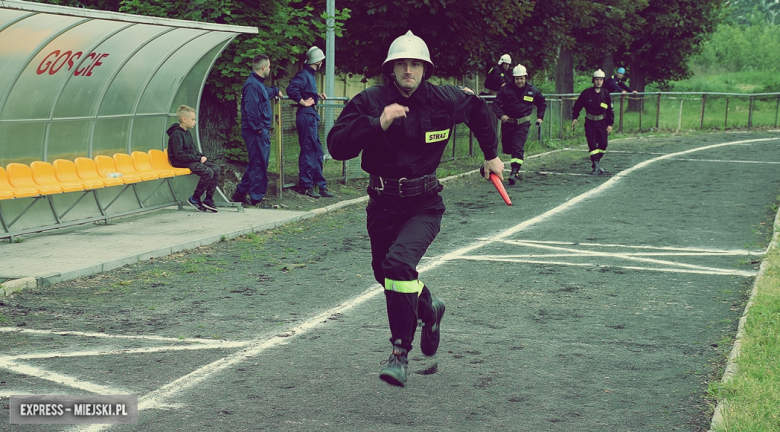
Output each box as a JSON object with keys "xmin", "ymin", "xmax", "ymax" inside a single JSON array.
[
  {"xmin": 584, "ymin": 119, "xmax": 609, "ymax": 163},
  {"xmin": 296, "ymin": 110, "xmax": 327, "ymax": 189},
  {"xmin": 236, "ymin": 129, "xmax": 271, "ymax": 202},
  {"xmin": 501, "ymin": 121, "xmax": 531, "ymax": 163},
  {"xmin": 366, "ymin": 188, "xmax": 444, "ymax": 352},
  {"xmin": 175, "ymin": 161, "xmax": 220, "ymax": 200}
]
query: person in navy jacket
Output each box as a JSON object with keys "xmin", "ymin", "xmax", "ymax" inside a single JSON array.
[
  {"xmin": 232, "ymin": 54, "xmax": 283, "ymax": 206},
  {"xmin": 287, "ymin": 46, "xmax": 334, "ymax": 199}
]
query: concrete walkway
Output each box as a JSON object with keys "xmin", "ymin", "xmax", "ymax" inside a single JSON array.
[{"xmin": 0, "ymin": 203, "xmax": 345, "ymax": 291}]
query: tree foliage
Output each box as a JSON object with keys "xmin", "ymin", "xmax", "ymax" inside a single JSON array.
[
  {"xmin": 335, "ymin": 0, "xmax": 533, "ymax": 79},
  {"xmin": 616, "ymin": 0, "xmax": 722, "ymax": 90}
]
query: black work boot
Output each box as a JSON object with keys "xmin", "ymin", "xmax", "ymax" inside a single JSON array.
[
  {"xmin": 319, "ymin": 186, "xmax": 334, "ymax": 198},
  {"xmin": 303, "ymin": 187, "xmax": 321, "ymax": 198},
  {"xmin": 379, "ymin": 344, "xmax": 409, "ymax": 387},
  {"xmin": 508, "ymin": 163, "xmax": 521, "ymax": 185},
  {"xmin": 420, "ymin": 298, "xmax": 445, "ymax": 356},
  {"xmin": 596, "ymin": 162, "xmax": 606, "ymax": 175},
  {"xmin": 590, "ymin": 161, "xmax": 598, "ymax": 175}
]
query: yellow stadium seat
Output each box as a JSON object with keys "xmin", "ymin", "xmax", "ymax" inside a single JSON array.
[
  {"xmin": 31, "ymin": 161, "xmax": 84, "ymax": 193},
  {"xmin": 113, "ymin": 153, "xmax": 158, "ymax": 181},
  {"xmin": 0, "ymin": 166, "xmax": 39, "ymax": 199},
  {"xmin": 132, "ymin": 151, "xmax": 175, "ymax": 178},
  {"xmin": 74, "ymin": 157, "xmax": 124, "ymax": 187},
  {"xmin": 53, "ymin": 159, "xmax": 105, "ymax": 190},
  {"xmin": 156, "ymin": 149, "xmax": 192, "ymax": 175},
  {"xmin": 94, "ymin": 155, "xmax": 142, "ymax": 184},
  {"xmin": 6, "ymin": 163, "xmax": 62, "ymax": 195}
]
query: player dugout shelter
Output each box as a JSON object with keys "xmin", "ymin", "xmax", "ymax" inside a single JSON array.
[{"xmin": 0, "ymin": 0, "xmax": 257, "ymax": 241}]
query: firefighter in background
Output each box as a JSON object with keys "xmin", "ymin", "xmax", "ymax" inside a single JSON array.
[
  {"xmin": 492, "ymin": 64, "xmax": 546, "ymax": 185},
  {"xmin": 481, "ymin": 54, "xmax": 512, "ymax": 95},
  {"xmin": 327, "ymin": 31, "xmax": 503, "ymax": 387},
  {"xmin": 605, "ymin": 67, "xmax": 637, "ymax": 95},
  {"xmin": 571, "ymin": 69, "xmax": 615, "ymax": 175},
  {"xmin": 287, "ymin": 46, "xmax": 334, "ymax": 199}
]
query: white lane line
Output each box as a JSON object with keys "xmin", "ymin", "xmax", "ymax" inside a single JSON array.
[
  {"xmin": 455, "ymin": 256, "xmax": 757, "ymax": 277},
  {"xmin": 474, "ymin": 252, "xmax": 754, "ymax": 258},
  {"xmin": 0, "ymin": 360, "xmax": 124, "ymax": 395},
  {"xmin": 497, "ymin": 240, "xmax": 756, "ymax": 275},
  {"xmin": 670, "ymin": 158, "xmax": 780, "ymax": 164},
  {"xmin": 65, "ymin": 136, "xmax": 779, "ymax": 431},
  {"xmin": 0, "ymin": 327, "xmax": 232, "ymax": 345},
  {"xmin": 1, "ymin": 341, "xmax": 251, "ymax": 361},
  {"xmin": 501, "ymin": 239, "xmax": 763, "ymax": 254}
]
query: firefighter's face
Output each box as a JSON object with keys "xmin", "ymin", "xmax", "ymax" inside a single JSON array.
[
  {"xmin": 593, "ymin": 77, "xmax": 604, "ymax": 88},
  {"xmin": 514, "ymin": 76, "xmax": 526, "ymax": 87},
  {"xmin": 393, "ymin": 59, "xmax": 425, "ymax": 92}
]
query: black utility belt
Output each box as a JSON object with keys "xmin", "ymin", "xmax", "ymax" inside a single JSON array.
[
  {"xmin": 585, "ymin": 113, "xmax": 605, "ymax": 121},
  {"xmin": 508, "ymin": 115, "xmax": 531, "ymax": 124},
  {"xmin": 369, "ymin": 174, "xmax": 440, "ymax": 197}
]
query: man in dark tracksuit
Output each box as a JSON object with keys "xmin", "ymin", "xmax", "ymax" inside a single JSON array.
[
  {"xmin": 287, "ymin": 46, "xmax": 334, "ymax": 199},
  {"xmin": 572, "ymin": 69, "xmax": 615, "ymax": 175},
  {"xmin": 481, "ymin": 54, "xmax": 512, "ymax": 95},
  {"xmin": 327, "ymin": 31, "xmax": 504, "ymax": 387},
  {"xmin": 492, "ymin": 64, "xmax": 546, "ymax": 185},
  {"xmin": 167, "ymin": 104, "xmax": 221, "ymax": 212},
  {"xmin": 604, "ymin": 67, "xmax": 637, "ymax": 95},
  {"xmin": 232, "ymin": 54, "xmax": 282, "ymax": 206}
]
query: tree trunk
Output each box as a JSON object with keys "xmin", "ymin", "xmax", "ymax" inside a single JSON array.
[
  {"xmin": 555, "ymin": 48, "xmax": 574, "ymax": 121},
  {"xmin": 601, "ymin": 53, "xmax": 614, "ymax": 79},
  {"xmin": 627, "ymin": 64, "xmax": 646, "ymax": 112},
  {"xmin": 197, "ymin": 84, "xmax": 237, "ymax": 162}
]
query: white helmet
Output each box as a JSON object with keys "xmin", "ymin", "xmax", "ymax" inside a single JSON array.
[
  {"xmin": 499, "ymin": 54, "xmax": 512, "ymax": 65},
  {"xmin": 593, "ymin": 69, "xmax": 606, "ymax": 78},
  {"xmin": 512, "ymin": 64, "xmax": 528, "ymax": 77},
  {"xmin": 382, "ymin": 30, "xmax": 435, "ymax": 79},
  {"xmin": 306, "ymin": 46, "xmax": 325, "ymax": 64}
]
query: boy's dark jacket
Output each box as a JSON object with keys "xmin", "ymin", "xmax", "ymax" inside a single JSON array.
[{"xmin": 166, "ymin": 123, "xmax": 203, "ymax": 167}]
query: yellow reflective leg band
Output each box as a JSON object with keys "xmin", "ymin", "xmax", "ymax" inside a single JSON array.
[
  {"xmin": 589, "ymin": 149, "xmax": 606, "ymax": 156},
  {"xmin": 384, "ymin": 278, "xmax": 424, "ymax": 295},
  {"xmin": 511, "ymin": 158, "xmax": 524, "ymax": 164}
]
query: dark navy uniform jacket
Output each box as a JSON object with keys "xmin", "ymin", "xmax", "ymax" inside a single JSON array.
[
  {"xmin": 605, "ymin": 75, "xmax": 633, "ymax": 93},
  {"xmin": 240, "ymin": 71, "xmax": 279, "ymax": 132},
  {"xmin": 572, "ymin": 87, "xmax": 615, "ymax": 127},
  {"xmin": 484, "ymin": 64, "xmax": 512, "ymax": 92},
  {"xmin": 493, "ymin": 83, "xmax": 547, "ymax": 121},
  {"xmin": 327, "ymin": 81, "xmax": 498, "ymax": 179},
  {"xmin": 287, "ymin": 64, "xmax": 321, "ymax": 118}
]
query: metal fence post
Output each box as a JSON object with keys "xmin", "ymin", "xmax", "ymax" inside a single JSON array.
[
  {"xmin": 748, "ymin": 96, "xmax": 754, "ymax": 129},
  {"xmin": 559, "ymin": 97, "xmax": 564, "ymax": 139},
  {"xmin": 775, "ymin": 95, "xmax": 780, "ymax": 128},
  {"xmin": 619, "ymin": 94, "xmax": 625, "ymax": 133},
  {"xmin": 700, "ymin": 93, "xmax": 706, "ymax": 130},
  {"xmin": 655, "ymin": 93, "xmax": 661, "ymax": 129},
  {"xmin": 677, "ymin": 98, "xmax": 684, "ymax": 132},
  {"xmin": 275, "ymin": 99, "xmax": 284, "ymax": 200},
  {"xmin": 639, "ymin": 97, "xmax": 643, "ymax": 131},
  {"xmin": 451, "ymin": 125, "xmax": 457, "ymax": 157},
  {"xmin": 725, "ymin": 97, "xmax": 729, "ymax": 129}
]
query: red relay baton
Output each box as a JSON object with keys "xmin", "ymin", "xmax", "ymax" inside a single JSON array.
[{"xmin": 480, "ymin": 166, "xmax": 512, "ymax": 206}]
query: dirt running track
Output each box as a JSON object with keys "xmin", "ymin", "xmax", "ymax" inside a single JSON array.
[{"xmin": 2, "ymin": 131, "xmax": 779, "ymax": 431}]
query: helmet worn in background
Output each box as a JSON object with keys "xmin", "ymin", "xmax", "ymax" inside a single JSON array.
[
  {"xmin": 306, "ymin": 46, "xmax": 325, "ymax": 64},
  {"xmin": 617, "ymin": 67, "xmax": 626, "ymax": 74},
  {"xmin": 512, "ymin": 64, "xmax": 528, "ymax": 77},
  {"xmin": 499, "ymin": 54, "xmax": 512, "ymax": 65},
  {"xmin": 382, "ymin": 30, "xmax": 435, "ymax": 80}
]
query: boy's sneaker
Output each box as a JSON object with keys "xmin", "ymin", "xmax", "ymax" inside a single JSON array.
[
  {"xmin": 187, "ymin": 196, "xmax": 207, "ymax": 212},
  {"xmin": 420, "ymin": 298, "xmax": 445, "ymax": 356},
  {"xmin": 202, "ymin": 199, "xmax": 218, "ymax": 213},
  {"xmin": 379, "ymin": 346, "xmax": 409, "ymax": 387}
]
